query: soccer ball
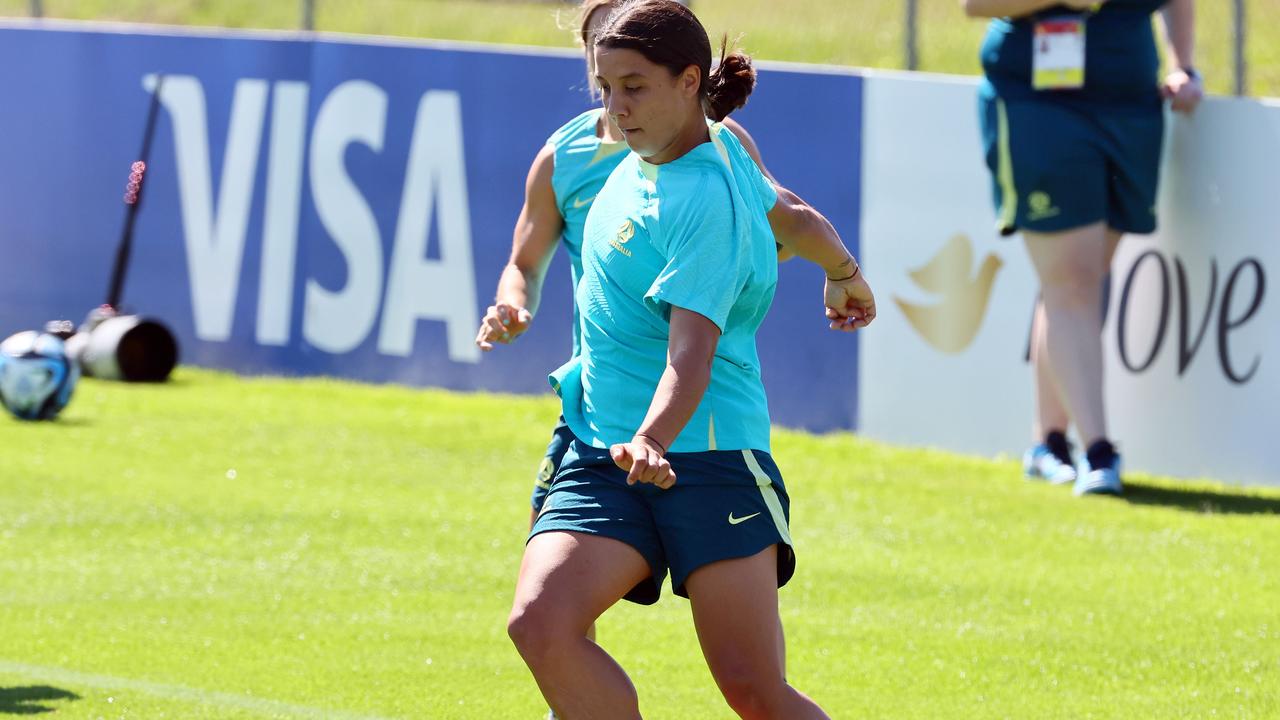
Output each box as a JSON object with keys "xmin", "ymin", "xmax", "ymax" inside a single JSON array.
[{"xmin": 0, "ymin": 331, "xmax": 80, "ymax": 421}]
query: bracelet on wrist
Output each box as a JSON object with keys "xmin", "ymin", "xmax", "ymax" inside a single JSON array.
[
  {"xmin": 635, "ymin": 433, "xmax": 667, "ymax": 455},
  {"xmin": 827, "ymin": 263, "xmax": 861, "ymax": 282}
]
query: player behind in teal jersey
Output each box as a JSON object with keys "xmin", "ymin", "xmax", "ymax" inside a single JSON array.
[{"xmin": 505, "ymin": 1, "xmax": 875, "ymax": 716}]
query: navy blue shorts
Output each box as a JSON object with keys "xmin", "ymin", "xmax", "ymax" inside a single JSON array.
[
  {"xmin": 529, "ymin": 416, "xmax": 574, "ymax": 513},
  {"xmin": 979, "ymin": 93, "xmax": 1164, "ymax": 236},
  {"xmin": 530, "ymin": 439, "xmax": 796, "ymax": 605}
]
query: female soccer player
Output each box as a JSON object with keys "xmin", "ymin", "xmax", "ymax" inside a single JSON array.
[
  {"xmin": 965, "ymin": 0, "xmax": 1201, "ymax": 495},
  {"xmin": 475, "ymin": 0, "xmax": 776, "ymax": 526},
  {"xmin": 505, "ymin": 1, "xmax": 874, "ymax": 717},
  {"xmin": 476, "ymin": 8, "xmax": 782, "ymax": 713}
]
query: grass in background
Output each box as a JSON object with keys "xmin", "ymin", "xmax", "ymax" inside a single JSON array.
[
  {"xmin": 0, "ymin": 0, "xmax": 1277, "ymax": 98},
  {"xmin": 1, "ymin": 369, "xmax": 1277, "ymax": 718}
]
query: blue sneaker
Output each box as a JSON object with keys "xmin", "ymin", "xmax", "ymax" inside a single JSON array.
[
  {"xmin": 1023, "ymin": 444, "xmax": 1077, "ymax": 485},
  {"xmin": 1074, "ymin": 449, "xmax": 1123, "ymax": 496}
]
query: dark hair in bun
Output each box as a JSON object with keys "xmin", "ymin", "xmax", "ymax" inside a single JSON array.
[{"xmin": 595, "ymin": 0, "xmax": 755, "ymax": 121}]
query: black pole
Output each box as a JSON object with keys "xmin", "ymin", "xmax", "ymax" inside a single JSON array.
[
  {"xmin": 904, "ymin": 0, "xmax": 918, "ymax": 71},
  {"xmin": 106, "ymin": 75, "xmax": 165, "ymax": 310},
  {"xmin": 1233, "ymin": 0, "xmax": 1247, "ymax": 97}
]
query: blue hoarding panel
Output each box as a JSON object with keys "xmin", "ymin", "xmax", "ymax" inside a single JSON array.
[{"xmin": 0, "ymin": 25, "xmax": 861, "ymax": 434}]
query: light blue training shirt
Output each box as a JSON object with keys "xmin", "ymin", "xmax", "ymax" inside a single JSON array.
[{"xmin": 551, "ymin": 123, "xmax": 780, "ymax": 453}]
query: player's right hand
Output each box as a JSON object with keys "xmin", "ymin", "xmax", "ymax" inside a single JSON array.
[
  {"xmin": 475, "ymin": 302, "xmax": 533, "ymax": 351},
  {"xmin": 1162, "ymin": 69, "xmax": 1204, "ymax": 114},
  {"xmin": 610, "ymin": 438, "xmax": 676, "ymax": 489}
]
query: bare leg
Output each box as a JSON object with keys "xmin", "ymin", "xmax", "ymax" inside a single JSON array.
[
  {"xmin": 508, "ymin": 532, "xmax": 650, "ymax": 719},
  {"xmin": 1031, "ymin": 226, "xmax": 1124, "ymax": 443},
  {"xmin": 1023, "ymin": 222, "xmax": 1111, "ymax": 446},
  {"xmin": 777, "ymin": 615, "xmax": 786, "ymax": 679},
  {"xmin": 686, "ymin": 546, "xmax": 828, "ymax": 720},
  {"xmin": 529, "ymin": 510, "xmax": 598, "ymax": 645},
  {"xmin": 1100, "ymin": 227, "xmax": 1124, "ymax": 343},
  {"xmin": 1104, "ymin": 228, "xmax": 1123, "ymax": 266},
  {"xmin": 1030, "ymin": 299, "xmax": 1070, "ymax": 440}
]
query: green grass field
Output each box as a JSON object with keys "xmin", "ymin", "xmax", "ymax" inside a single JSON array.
[
  {"xmin": 1, "ymin": 368, "xmax": 1278, "ymax": 718},
  {"xmin": 0, "ymin": 0, "xmax": 1278, "ymax": 98}
]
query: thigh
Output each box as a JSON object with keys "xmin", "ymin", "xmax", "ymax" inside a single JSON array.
[
  {"xmin": 1023, "ymin": 222, "xmax": 1111, "ymax": 288},
  {"xmin": 1104, "ymin": 228, "xmax": 1124, "ymax": 266},
  {"xmin": 685, "ymin": 545, "xmax": 787, "ymax": 683},
  {"xmin": 512, "ymin": 530, "xmax": 653, "ymax": 635}
]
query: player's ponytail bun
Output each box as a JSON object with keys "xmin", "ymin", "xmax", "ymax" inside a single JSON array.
[{"xmin": 705, "ymin": 41, "xmax": 756, "ymax": 122}]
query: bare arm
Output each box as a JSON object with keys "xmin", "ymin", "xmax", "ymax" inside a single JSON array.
[
  {"xmin": 609, "ymin": 307, "xmax": 720, "ymax": 488},
  {"xmin": 962, "ymin": 0, "xmax": 1097, "ymax": 19},
  {"xmin": 1157, "ymin": 0, "xmax": 1203, "ymax": 113},
  {"xmin": 722, "ymin": 118, "xmax": 862, "ymax": 273},
  {"xmin": 1159, "ymin": 0, "xmax": 1194, "ymax": 69},
  {"xmin": 721, "ymin": 116, "xmax": 861, "ymax": 272},
  {"xmin": 636, "ymin": 308, "xmax": 719, "ymax": 452},
  {"xmin": 768, "ymin": 186, "xmax": 877, "ymax": 332},
  {"xmin": 475, "ymin": 144, "xmax": 564, "ymax": 351},
  {"xmin": 768, "ymin": 186, "xmax": 850, "ymax": 273}
]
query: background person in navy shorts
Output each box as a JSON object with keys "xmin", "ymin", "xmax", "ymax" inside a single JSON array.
[{"xmin": 966, "ymin": 0, "xmax": 1202, "ymax": 495}]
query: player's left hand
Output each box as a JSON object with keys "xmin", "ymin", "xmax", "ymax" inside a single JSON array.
[
  {"xmin": 610, "ymin": 436, "xmax": 676, "ymax": 489},
  {"xmin": 824, "ymin": 270, "xmax": 876, "ymax": 332},
  {"xmin": 1162, "ymin": 69, "xmax": 1204, "ymax": 114}
]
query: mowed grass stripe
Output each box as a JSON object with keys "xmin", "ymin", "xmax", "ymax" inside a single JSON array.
[{"xmin": 0, "ymin": 368, "xmax": 1277, "ymax": 718}]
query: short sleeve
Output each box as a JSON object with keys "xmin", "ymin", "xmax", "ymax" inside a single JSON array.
[
  {"xmin": 750, "ymin": 162, "xmax": 778, "ymax": 213},
  {"xmin": 714, "ymin": 123, "xmax": 778, "ymax": 214},
  {"xmin": 643, "ymin": 173, "xmax": 746, "ymax": 331}
]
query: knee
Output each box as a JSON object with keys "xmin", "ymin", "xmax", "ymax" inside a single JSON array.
[
  {"xmin": 506, "ymin": 603, "xmax": 546, "ymax": 653},
  {"xmin": 716, "ymin": 667, "xmax": 786, "ymax": 720},
  {"xmin": 506, "ymin": 601, "xmax": 567, "ymax": 662}
]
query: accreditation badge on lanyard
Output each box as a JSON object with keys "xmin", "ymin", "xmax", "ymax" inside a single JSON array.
[{"xmin": 1032, "ymin": 15, "xmax": 1086, "ymax": 90}]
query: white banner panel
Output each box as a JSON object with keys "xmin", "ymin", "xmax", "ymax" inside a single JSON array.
[{"xmin": 859, "ymin": 71, "xmax": 1279, "ymax": 487}]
